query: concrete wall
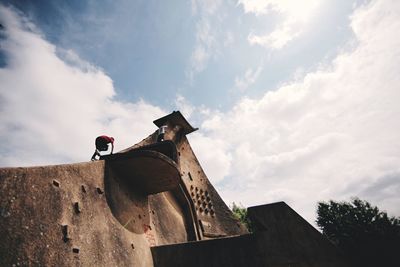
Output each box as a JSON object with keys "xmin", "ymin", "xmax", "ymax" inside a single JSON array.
[
  {"xmin": 0, "ymin": 119, "xmax": 247, "ymax": 266},
  {"xmin": 0, "ymin": 162, "xmax": 154, "ymax": 266},
  {"xmin": 176, "ymin": 136, "xmax": 248, "ymax": 238},
  {"xmin": 123, "ymin": 127, "xmax": 249, "ymax": 240},
  {"xmin": 151, "ymin": 202, "xmax": 351, "ymax": 267}
]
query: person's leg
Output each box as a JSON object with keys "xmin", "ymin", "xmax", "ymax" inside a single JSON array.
[{"xmin": 91, "ymin": 149, "xmax": 100, "ymax": 161}]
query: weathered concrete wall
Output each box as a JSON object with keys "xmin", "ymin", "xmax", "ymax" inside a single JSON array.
[
  {"xmin": 104, "ymin": 161, "xmax": 190, "ymax": 247},
  {"xmin": 0, "ymin": 152, "xmax": 206, "ymax": 266},
  {"xmin": 151, "ymin": 202, "xmax": 350, "ymax": 267},
  {"xmin": 177, "ymin": 136, "xmax": 248, "ymax": 238},
  {"xmin": 126, "ymin": 126, "xmax": 249, "ymax": 239},
  {"xmin": 0, "ymin": 162, "xmax": 154, "ymax": 266}
]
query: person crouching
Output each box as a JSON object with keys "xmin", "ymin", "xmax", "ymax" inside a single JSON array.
[{"xmin": 91, "ymin": 135, "xmax": 114, "ymax": 161}]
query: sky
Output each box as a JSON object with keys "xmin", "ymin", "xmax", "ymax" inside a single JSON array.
[{"xmin": 1, "ymin": 0, "xmax": 399, "ymax": 225}]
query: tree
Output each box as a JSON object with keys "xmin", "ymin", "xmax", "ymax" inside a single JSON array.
[
  {"xmin": 231, "ymin": 202, "xmax": 253, "ymax": 232},
  {"xmin": 316, "ymin": 198, "xmax": 400, "ymax": 267}
]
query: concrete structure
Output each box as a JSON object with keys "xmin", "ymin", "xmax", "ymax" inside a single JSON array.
[{"xmin": 0, "ymin": 111, "xmax": 349, "ymax": 266}]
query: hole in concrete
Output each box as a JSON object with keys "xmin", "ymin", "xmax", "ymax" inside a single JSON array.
[
  {"xmin": 207, "ymin": 203, "xmax": 213, "ymax": 208},
  {"xmin": 210, "ymin": 210, "xmax": 215, "ymax": 216},
  {"xmin": 197, "ymin": 200, "xmax": 201, "ymax": 206},
  {"xmin": 81, "ymin": 185, "xmax": 87, "ymax": 193},
  {"xmin": 138, "ymin": 214, "xmax": 142, "ymax": 220},
  {"xmin": 96, "ymin": 187, "xmax": 104, "ymax": 194},
  {"xmin": 196, "ymin": 194, "xmax": 200, "ymax": 199},
  {"xmin": 61, "ymin": 225, "xmax": 70, "ymax": 242},
  {"xmin": 205, "ymin": 191, "xmax": 209, "ymax": 196},
  {"xmin": 191, "ymin": 192, "xmax": 195, "ymax": 197},
  {"xmin": 200, "ymin": 189, "xmax": 203, "ymax": 194},
  {"xmin": 52, "ymin": 180, "xmax": 60, "ymax": 187},
  {"xmin": 188, "ymin": 172, "xmax": 193, "ymax": 181},
  {"xmin": 199, "ymin": 207, "xmax": 203, "ymax": 213},
  {"xmin": 74, "ymin": 202, "xmax": 81, "ymax": 214},
  {"xmin": 72, "ymin": 247, "xmax": 79, "ymax": 254},
  {"xmin": 190, "ymin": 185, "xmax": 194, "ymax": 191},
  {"xmin": 206, "ymin": 197, "xmax": 211, "ymax": 202},
  {"xmin": 195, "ymin": 187, "xmax": 198, "ymax": 192},
  {"xmin": 201, "ymin": 195, "xmax": 205, "ymax": 200},
  {"xmin": 178, "ymin": 152, "xmax": 181, "ymax": 156},
  {"xmin": 131, "ymin": 243, "xmax": 135, "ymax": 250},
  {"xmin": 205, "ymin": 208, "xmax": 209, "ymax": 214}
]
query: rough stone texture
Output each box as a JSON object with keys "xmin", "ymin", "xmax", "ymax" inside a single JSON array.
[
  {"xmin": 0, "ymin": 162, "xmax": 154, "ymax": 267},
  {"xmin": 151, "ymin": 202, "xmax": 351, "ymax": 267},
  {"xmin": 177, "ymin": 136, "xmax": 248, "ymax": 238}
]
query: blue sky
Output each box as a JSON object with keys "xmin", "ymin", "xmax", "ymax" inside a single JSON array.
[
  {"xmin": 1, "ymin": 0, "xmax": 399, "ymax": 224},
  {"xmin": 1, "ymin": 0, "xmax": 359, "ymax": 109}
]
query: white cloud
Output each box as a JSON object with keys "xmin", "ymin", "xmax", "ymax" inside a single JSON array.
[
  {"xmin": 0, "ymin": 5, "xmax": 165, "ymax": 167},
  {"xmin": 239, "ymin": 0, "xmax": 321, "ymax": 49},
  {"xmin": 190, "ymin": 18, "xmax": 215, "ymax": 75},
  {"xmin": 188, "ymin": 133, "xmax": 232, "ymax": 184},
  {"xmin": 175, "ymin": 94, "xmax": 195, "ymax": 119},
  {"xmin": 193, "ymin": 0, "xmax": 400, "ymax": 222},
  {"xmin": 192, "ymin": 0, "xmax": 222, "ymax": 16},
  {"xmin": 247, "ymin": 24, "xmax": 300, "ymax": 49},
  {"xmin": 188, "ymin": 0, "xmax": 222, "ymax": 81},
  {"xmin": 234, "ymin": 65, "xmax": 263, "ymax": 91},
  {"xmin": 238, "ymin": 0, "xmax": 320, "ymax": 18}
]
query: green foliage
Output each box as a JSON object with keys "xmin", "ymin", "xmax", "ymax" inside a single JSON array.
[
  {"xmin": 231, "ymin": 202, "xmax": 253, "ymax": 232},
  {"xmin": 317, "ymin": 198, "xmax": 400, "ymax": 267}
]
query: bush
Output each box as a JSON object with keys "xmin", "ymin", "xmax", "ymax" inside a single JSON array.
[{"xmin": 231, "ymin": 202, "xmax": 253, "ymax": 232}]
